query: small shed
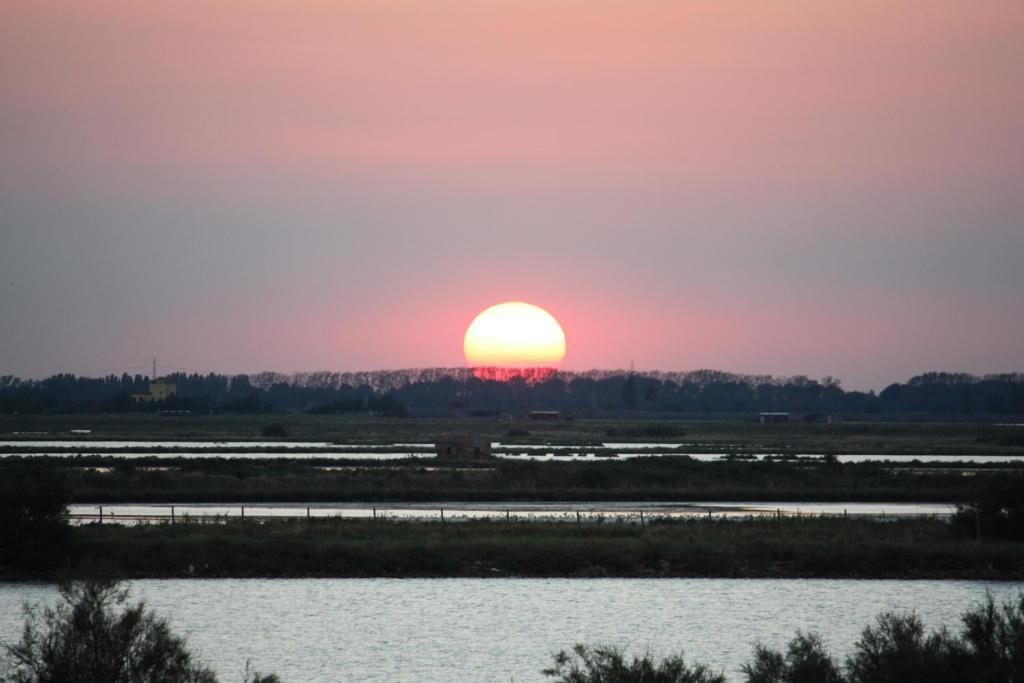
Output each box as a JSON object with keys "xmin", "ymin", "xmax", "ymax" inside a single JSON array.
[{"xmin": 435, "ymin": 434, "xmax": 492, "ymax": 461}]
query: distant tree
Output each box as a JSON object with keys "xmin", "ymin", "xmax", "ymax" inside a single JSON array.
[
  {"xmin": 1, "ymin": 580, "xmax": 279, "ymax": 683},
  {"xmin": 623, "ymin": 375, "xmax": 638, "ymax": 411}
]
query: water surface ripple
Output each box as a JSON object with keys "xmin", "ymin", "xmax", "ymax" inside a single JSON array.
[{"xmin": 1, "ymin": 579, "xmax": 1020, "ymax": 682}]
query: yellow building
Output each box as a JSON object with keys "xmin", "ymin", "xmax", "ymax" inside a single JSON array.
[{"xmin": 132, "ymin": 380, "xmax": 178, "ymax": 403}]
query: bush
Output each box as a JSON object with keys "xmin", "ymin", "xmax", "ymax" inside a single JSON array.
[
  {"xmin": 260, "ymin": 423, "xmax": 288, "ymax": 438},
  {"xmin": 0, "ymin": 465, "xmax": 72, "ymax": 571},
  {"xmin": 544, "ymin": 644, "xmax": 725, "ymax": 683},
  {"xmin": 952, "ymin": 478, "xmax": 1024, "ymax": 540},
  {"xmin": 743, "ymin": 633, "xmax": 842, "ymax": 683},
  {"xmin": 1, "ymin": 579, "xmax": 279, "ymax": 683}
]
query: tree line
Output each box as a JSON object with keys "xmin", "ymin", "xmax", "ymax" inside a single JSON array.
[{"xmin": 0, "ymin": 370, "xmax": 1021, "ymax": 416}]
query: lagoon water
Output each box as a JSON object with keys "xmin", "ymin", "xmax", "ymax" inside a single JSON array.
[{"xmin": 1, "ymin": 579, "xmax": 1020, "ymax": 682}]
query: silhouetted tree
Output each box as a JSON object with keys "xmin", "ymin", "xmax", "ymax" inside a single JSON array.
[{"xmin": 1, "ymin": 580, "xmax": 278, "ymax": 683}]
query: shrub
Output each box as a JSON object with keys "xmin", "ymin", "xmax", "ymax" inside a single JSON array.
[
  {"xmin": 0, "ymin": 465, "xmax": 72, "ymax": 571},
  {"xmin": 260, "ymin": 423, "xmax": 288, "ymax": 438},
  {"xmin": 743, "ymin": 633, "xmax": 842, "ymax": 683},
  {"xmin": 543, "ymin": 644, "xmax": 725, "ymax": 683},
  {"xmin": 1, "ymin": 579, "xmax": 279, "ymax": 683},
  {"xmin": 952, "ymin": 478, "xmax": 1024, "ymax": 541}
]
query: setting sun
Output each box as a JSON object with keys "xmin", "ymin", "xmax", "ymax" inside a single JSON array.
[{"xmin": 464, "ymin": 302, "xmax": 566, "ymax": 368}]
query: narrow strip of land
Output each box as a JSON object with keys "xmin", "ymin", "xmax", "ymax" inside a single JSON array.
[{"xmin": 7, "ymin": 517, "xmax": 1022, "ymax": 581}]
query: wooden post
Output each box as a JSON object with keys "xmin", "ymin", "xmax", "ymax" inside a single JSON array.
[
  {"xmin": 576, "ymin": 510, "xmax": 582, "ymax": 533},
  {"xmin": 171, "ymin": 506, "xmax": 175, "ymax": 524},
  {"xmin": 307, "ymin": 506, "xmax": 311, "ymax": 520},
  {"xmin": 775, "ymin": 508, "xmax": 783, "ymax": 559},
  {"xmin": 506, "ymin": 509, "xmax": 511, "ymax": 523},
  {"xmin": 99, "ymin": 506, "xmax": 103, "ymax": 524},
  {"xmin": 241, "ymin": 506, "xmax": 245, "ymax": 522},
  {"xmin": 975, "ymin": 503, "xmax": 981, "ymax": 543},
  {"xmin": 373, "ymin": 507, "xmax": 377, "ymax": 520},
  {"xmin": 640, "ymin": 510, "xmax": 645, "ymax": 530},
  {"xmin": 440, "ymin": 508, "xmax": 445, "ymax": 523}
]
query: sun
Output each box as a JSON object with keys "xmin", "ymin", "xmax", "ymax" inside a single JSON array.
[{"xmin": 464, "ymin": 301, "xmax": 566, "ymax": 368}]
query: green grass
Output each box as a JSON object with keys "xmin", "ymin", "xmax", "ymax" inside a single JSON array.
[
  {"xmin": 4, "ymin": 455, "xmax": 1017, "ymax": 503},
  {"xmin": 6, "ymin": 516, "xmax": 1022, "ymax": 580}
]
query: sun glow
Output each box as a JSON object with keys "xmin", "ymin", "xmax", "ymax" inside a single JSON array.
[{"xmin": 464, "ymin": 302, "xmax": 566, "ymax": 369}]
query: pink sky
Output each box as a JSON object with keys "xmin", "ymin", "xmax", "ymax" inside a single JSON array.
[{"xmin": 1, "ymin": 0, "xmax": 1022, "ymax": 389}]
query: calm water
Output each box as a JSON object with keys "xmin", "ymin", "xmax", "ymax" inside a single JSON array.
[
  {"xmin": 1, "ymin": 579, "xmax": 1020, "ymax": 682},
  {"xmin": 67, "ymin": 500, "xmax": 954, "ymax": 525}
]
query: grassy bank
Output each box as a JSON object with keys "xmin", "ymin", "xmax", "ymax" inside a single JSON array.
[
  {"xmin": 6, "ymin": 516, "xmax": 1023, "ymax": 580},
  {"xmin": 4, "ymin": 455, "xmax": 1019, "ymax": 503}
]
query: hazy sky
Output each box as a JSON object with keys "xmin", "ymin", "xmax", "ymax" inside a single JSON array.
[{"xmin": 1, "ymin": 0, "xmax": 1022, "ymax": 390}]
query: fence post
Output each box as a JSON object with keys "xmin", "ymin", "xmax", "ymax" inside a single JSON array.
[
  {"xmin": 373, "ymin": 507, "xmax": 377, "ymax": 520},
  {"xmin": 241, "ymin": 506, "xmax": 245, "ymax": 522},
  {"xmin": 506, "ymin": 509, "xmax": 511, "ymax": 523},
  {"xmin": 307, "ymin": 506, "xmax": 311, "ymax": 520},
  {"xmin": 576, "ymin": 510, "xmax": 582, "ymax": 533},
  {"xmin": 99, "ymin": 506, "xmax": 103, "ymax": 525},
  {"xmin": 171, "ymin": 506, "xmax": 175, "ymax": 524},
  {"xmin": 640, "ymin": 510, "xmax": 645, "ymax": 531}
]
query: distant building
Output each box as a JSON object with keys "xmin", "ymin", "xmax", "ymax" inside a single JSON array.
[
  {"xmin": 132, "ymin": 379, "xmax": 178, "ymax": 403},
  {"xmin": 759, "ymin": 412, "xmax": 790, "ymax": 424},
  {"xmin": 528, "ymin": 410, "xmax": 561, "ymax": 421},
  {"xmin": 435, "ymin": 434, "xmax": 492, "ymax": 461}
]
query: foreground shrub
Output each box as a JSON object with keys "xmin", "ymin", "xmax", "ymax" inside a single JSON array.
[
  {"xmin": 551, "ymin": 593, "xmax": 1024, "ymax": 683},
  {"xmin": 0, "ymin": 579, "xmax": 278, "ymax": 683},
  {"xmin": 743, "ymin": 633, "xmax": 842, "ymax": 683},
  {"xmin": 543, "ymin": 644, "xmax": 726, "ymax": 683}
]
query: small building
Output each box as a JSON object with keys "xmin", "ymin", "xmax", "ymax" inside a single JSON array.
[
  {"xmin": 435, "ymin": 434, "xmax": 492, "ymax": 461},
  {"xmin": 759, "ymin": 412, "xmax": 790, "ymax": 424},
  {"xmin": 528, "ymin": 410, "xmax": 561, "ymax": 421},
  {"xmin": 132, "ymin": 379, "xmax": 178, "ymax": 403}
]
